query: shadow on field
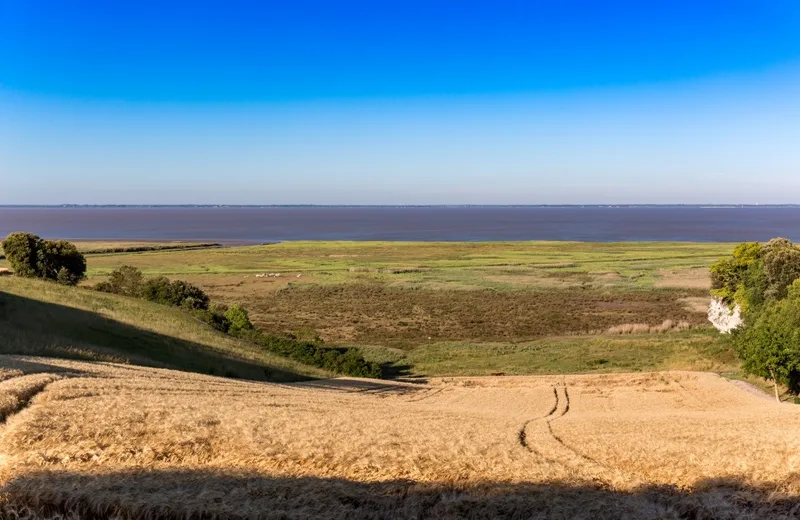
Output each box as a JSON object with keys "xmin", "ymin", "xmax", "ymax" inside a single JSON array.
[
  {"xmin": 2, "ymin": 469, "xmax": 799, "ymax": 520},
  {"xmin": 0, "ymin": 291, "xmax": 314, "ymax": 383},
  {"xmin": 379, "ymin": 361, "xmax": 414, "ymax": 379}
]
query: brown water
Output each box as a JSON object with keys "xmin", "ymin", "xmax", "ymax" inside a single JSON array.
[{"xmin": 1, "ymin": 206, "xmax": 799, "ymax": 242}]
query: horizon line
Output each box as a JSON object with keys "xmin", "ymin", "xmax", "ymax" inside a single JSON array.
[{"xmin": 2, "ymin": 204, "xmax": 800, "ymax": 209}]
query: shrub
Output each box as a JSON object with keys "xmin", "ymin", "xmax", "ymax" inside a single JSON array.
[
  {"xmin": 171, "ymin": 280, "xmax": 210, "ymax": 310},
  {"xmin": 1, "ymin": 233, "xmax": 86, "ymax": 285},
  {"xmin": 106, "ymin": 265, "xmax": 144, "ymax": 297},
  {"xmin": 93, "ymin": 281, "xmax": 115, "ymax": 293},
  {"xmin": 142, "ymin": 276, "xmax": 209, "ymax": 310},
  {"xmin": 224, "ymin": 304, "xmax": 253, "ymax": 334},
  {"xmin": 242, "ymin": 330, "xmax": 382, "ymax": 378},
  {"xmin": 141, "ymin": 276, "xmax": 173, "ymax": 304},
  {"xmin": 189, "ymin": 308, "xmax": 231, "ymax": 333}
]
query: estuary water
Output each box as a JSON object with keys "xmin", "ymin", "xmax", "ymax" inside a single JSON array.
[{"xmin": 1, "ymin": 206, "xmax": 799, "ymax": 243}]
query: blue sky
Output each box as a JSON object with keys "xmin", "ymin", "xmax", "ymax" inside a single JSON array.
[{"xmin": 1, "ymin": 0, "xmax": 799, "ymax": 204}]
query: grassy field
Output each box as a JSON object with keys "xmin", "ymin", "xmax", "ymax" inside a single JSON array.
[
  {"xmin": 83, "ymin": 240, "xmax": 732, "ymax": 287},
  {"xmin": 77, "ymin": 240, "xmax": 736, "ymax": 377},
  {"xmin": 0, "ymin": 356, "xmax": 797, "ymax": 518},
  {"xmin": 0, "ymin": 276, "xmax": 329, "ymax": 382}
]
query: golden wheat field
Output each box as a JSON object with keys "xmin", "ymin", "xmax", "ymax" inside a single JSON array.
[{"xmin": 0, "ymin": 355, "xmax": 799, "ymax": 519}]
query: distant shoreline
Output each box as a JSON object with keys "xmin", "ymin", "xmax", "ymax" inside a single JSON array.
[{"xmin": 2, "ymin": 204, "xmax": 800, "ymax": 209}]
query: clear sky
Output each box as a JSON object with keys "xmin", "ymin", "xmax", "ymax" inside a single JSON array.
[{"xmin": 2, "ymin": 0, "xmax": 800, "ymax": 204}]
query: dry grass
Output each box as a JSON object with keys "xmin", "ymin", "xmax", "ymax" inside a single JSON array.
[
  {"xmin": 0, "ymin": 276, "xmax": 330, "ymax": 382},
  {"xmin": 605, "ymin": 319, "xmax": 692, "ymax": 334},
  {"xmin": 654, "ymin": 268, "xmax": 712, "ymax": 289},
  {"xmin": 0, "ymin": 355, "xmax": 798, "ymax": 518},
  {"xmin": 244, "ymin": 284, "xmax": 708, "ymax": 346}
]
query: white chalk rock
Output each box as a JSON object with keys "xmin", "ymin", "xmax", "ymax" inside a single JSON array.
[{"xmin": 708, "ymin": 298, "xmax": 742, "ymax": 333}]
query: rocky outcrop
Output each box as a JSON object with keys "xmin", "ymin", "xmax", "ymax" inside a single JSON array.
[{"xmin": 708, "ymin": 298, "xmax": 742, "ymax": 333}]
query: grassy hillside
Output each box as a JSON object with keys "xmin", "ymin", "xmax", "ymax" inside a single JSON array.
[{"xmin": 0, "ymin": 276, "xmax": 329, "ymax": 382}]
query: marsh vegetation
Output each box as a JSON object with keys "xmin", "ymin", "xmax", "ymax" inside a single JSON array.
[{"xmin": 74, "ymin": 240, "xmax": 736, "ymax": 377}]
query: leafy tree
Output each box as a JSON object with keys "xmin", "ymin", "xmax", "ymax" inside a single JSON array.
[
  {"xmin": 711, "ymin": 238, "xmax": 800, "ymax": 314},
  {"xmin": 712, "ymin": 239, "xmax": 800, "ymax": 398},
  {"xmin": 224, "ymin": 304, "xmax": 253, "ymax": 334},
  {"xmin": 762, "ymin": 240, "xmax": 800, "ymax": 300},
  {"xmin": 732, "ymin": 296, "xmax": 800, "ymax": 401},
  {"xmin": 1, "ymin": 233, "xmax": 86, "ymax": 285},
  {"xmin": 710, "ymin": 242, "xmax": 763, "ymax": 307},
  {"xmin": 35, "ymin": 239, "xmax": 87, "ymax": 285},
  {"xmin": 1, "ymin": 232, "xmax": 43, "ymax": 277}
]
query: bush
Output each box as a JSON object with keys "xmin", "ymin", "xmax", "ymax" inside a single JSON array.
[
  {"xmin": 224, "ymin": 304, "xmax": 253, "ymax": 334},
  {"xmin": 189, "ymin": 308, "xmax": 231, "ymax": 333},
  {"xmin": 142, "ymin": 276, "xmax": 210, "ymax": 310},
  {"xmin": 241, "ymin": 330, "xmax": 382, "ymax": 378},
  {"xmin": 1, "ymin": 233, "xmax": 86, "ymax": 285},
  {"xmin": 141, "ymin": 276, "xmax": 172, "ymax": 304},
  {"xmin": 93, "ymin": 280, "xmax": 115, "ymax": 293},
  {"xmin": 106, "ymin": 265, "xmax": 144, "ymax": 297}
]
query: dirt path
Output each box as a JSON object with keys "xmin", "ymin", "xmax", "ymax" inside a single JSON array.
[{"xmin": 727, "ymin": 379, "xmax": 775, "ymax": 402}]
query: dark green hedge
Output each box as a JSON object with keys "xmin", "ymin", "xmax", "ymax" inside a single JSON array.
[{"xmin": 239, "ymin": 330, "xmax": 382, "ymax": 378}]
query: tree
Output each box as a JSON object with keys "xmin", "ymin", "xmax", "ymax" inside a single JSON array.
[
  {"xmin": 1, "ymin": 233, "xmax": 86, "ymax": 285},
  {"xmin": 35, "ymin": 239, "xmax": 87, "ymax": 285},
  {"xmin": 1, "ymin": 232, "xmax": 41, "ymax": 277},
  {"xmin": 732, "ymin": 296, "xmax": 800, "ymax": 402},
  {"xmin": 710, "ymin": 242, "xmax": 763, "ymax": 307},
  {"xmin": 762, "ymin": 241, "xmax": 800, "ymax": 300},
  {"xmin": 710, "ymin": 238, "xmax": 800, "ymax": 314}
]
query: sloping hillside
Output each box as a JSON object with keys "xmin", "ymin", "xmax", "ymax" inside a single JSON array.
[
  {"xmin": 0, "ymin": 277, "xmax": 329, "ymax": 382},
  {"xmin": 0, "ymin": 356, "xmax": 798, "ymax": 519}
]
